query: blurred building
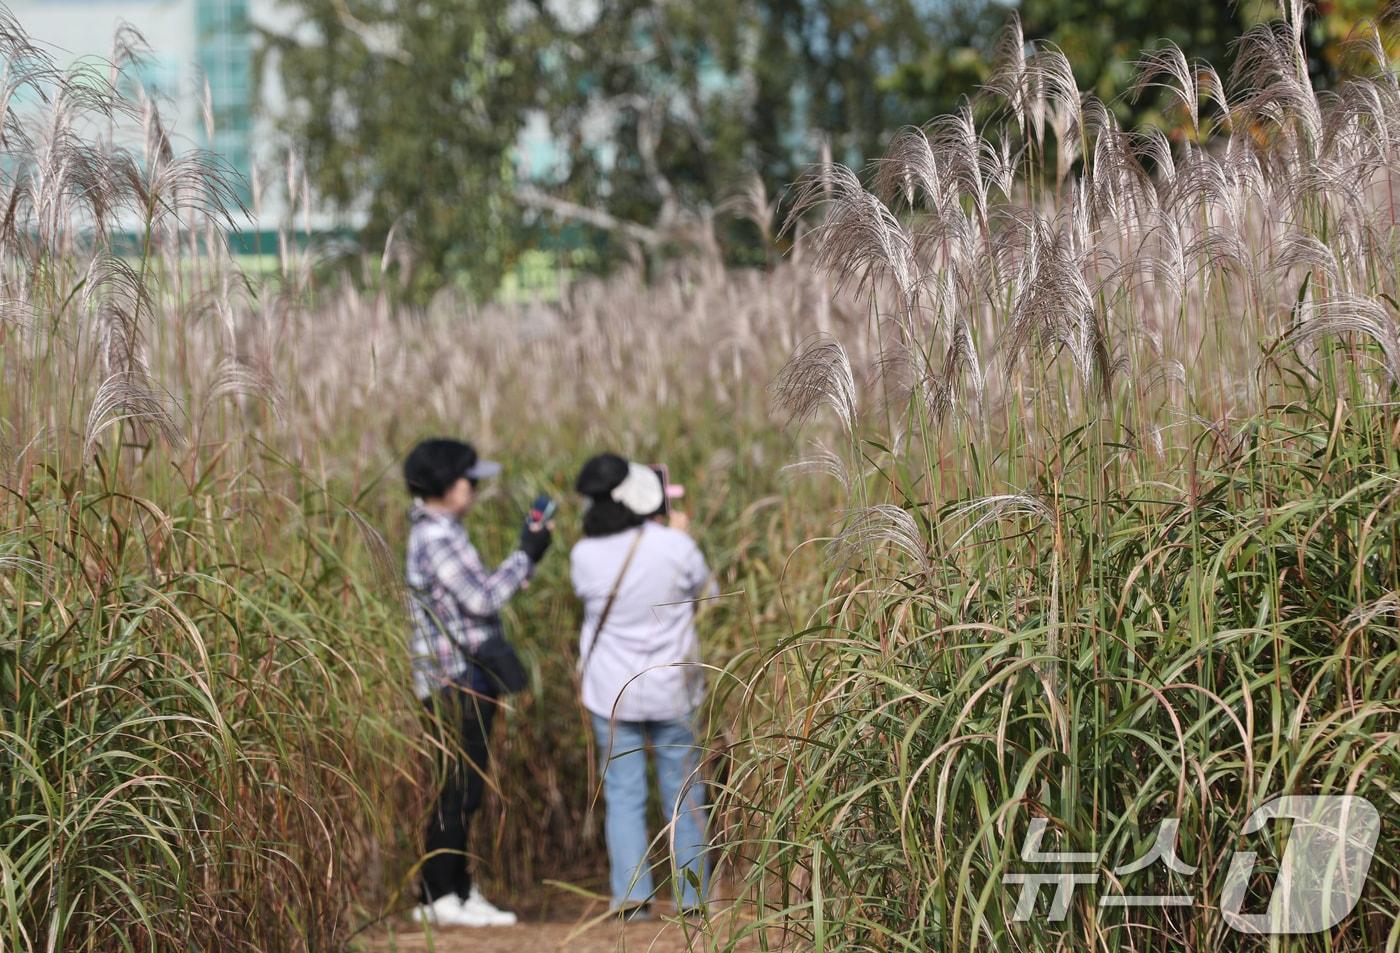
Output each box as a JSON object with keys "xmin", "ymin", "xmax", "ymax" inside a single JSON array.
[{"xmin": 10, "ymin": 0, "xmax": 325, "ymax": 249}]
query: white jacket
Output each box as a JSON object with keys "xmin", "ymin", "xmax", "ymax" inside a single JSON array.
[{"xmin": 571, "ymin": 523, "xmax": 712, "ymax": 721}]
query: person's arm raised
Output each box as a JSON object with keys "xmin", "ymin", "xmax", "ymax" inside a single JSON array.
[{"xmin": 427, "ymin": 530, "xmax": 532, "ymax": 617}]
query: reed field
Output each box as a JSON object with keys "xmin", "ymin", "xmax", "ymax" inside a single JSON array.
[{"xmin": 2, "ymin": 2, "xmax": 1399, "ymax": 951}]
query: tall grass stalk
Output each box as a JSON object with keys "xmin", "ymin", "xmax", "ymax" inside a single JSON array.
[
  {"xmin": 712, "ymin": 7, "xmax": 1400, "ymax": 951},
  {"xmin": 6, "ymin": 6, "xmax": 1400, "ymax": 951},
  {"xmin": 0, "ymin": 15, "xmax": 837, "ymax": 947}
]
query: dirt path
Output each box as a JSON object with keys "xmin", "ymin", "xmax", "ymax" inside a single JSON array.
[
  {"xmin": 360, "ymin": 917, "xmax": 703, "ymax": 953},
  {"xmin": 357, "ymin": 890, "xmax": 740, "ymax": 953}
]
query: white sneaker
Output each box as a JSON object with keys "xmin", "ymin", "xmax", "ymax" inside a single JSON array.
[
  {"xmin": 457, "ymin": 884, "xmax": 518, "ymax": 926},
  {"xmin": 413, "ymin": 893, "xmax": 497, "ymax": 928}
]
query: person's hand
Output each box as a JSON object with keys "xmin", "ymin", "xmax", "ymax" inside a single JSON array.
[
  {"xmin": 519, "ymin": 520, "xmax": 553, "ymax": 563},
  {"xmin": 668, "ymin": 510, "xmax": 691, "ymax": 534}
]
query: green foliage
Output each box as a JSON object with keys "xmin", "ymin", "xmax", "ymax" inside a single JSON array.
[
  {"xmin": 260, "ymin": 0, "xmax": 550, "ymax": 297},
  {"xmin": 264, "ymin": 1, "xmax": 1400, "ymax": 295},
  {"xmin": 580, "ymin": 0, "xmax": 999, "ymax": 194},
  {"xmin": 10, "ymin": 8, "xmax": 1400, "ymax": 950},
  {"xmin": 1018, "ymin": 0, "xmax": 1248, "ymax": 127},
  {"xmin": 716, "ymin": 397, "xmax": 1400, "ymax": 949},
  {"xmin": 0, "ymin": 17, "xmax": 839, "ymax": 939},
  {"xmin": 265, "ymin": 0, "xmax": 1019, "ymax": 294},
  {"xmin": 0, "ymin": 29, "xmax": 421, "ymax": 948},
  {"xmin": 704, "ymin": 5, "xmax": 1400, "ymax": 949},
  {"xmin": 1, "ymin": 460, "xmax": 419, "ymax": 950}
]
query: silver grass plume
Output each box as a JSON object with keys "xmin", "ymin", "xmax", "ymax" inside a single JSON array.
[
  {"xmin": 943, "ymin": 493, "xmax": 1057, "ymax": 551},
  {"xmin": 1110, "ymin": 207, "xmax": 1187, "ymax": 307},
  {"xmin": 1198, "ymin": 61, "xmax": 1233, "ymax": 125},
  {"xmin": 1135, "ymin": 127, "xmax": 1177, "ymax": 202},
  {"xmin": 717, "ymin": 174, "xmax": 778, "ymax": 246},
  {"xmin": 771, "ymin": 335, "xmax": 859, "ymax": 434},
  {"xmin": 343, "ymin": 505, "xmax": 403, "ymax": 599},
  {"xmin": 872, "ymin": 125, "xmax": 944, "ymax": 214},
  {"xmin": 910, "ymin": 193, "xmax": 977, "ymax": 284},
  {"xmin": 1002, "ymin": 211, "xmax": 1112, "ymax": 394},
  {"xmin": 1326, "ymin": 75, "xmax": 1397, "ymax": 167},
  {"xmin": 1271, "ymin": 231, "xmax": 1342, "ymax": 289},
  {"xmin": 871, "ymin": 325, "xmax": 921, "ymax": 414},
  {"xmin": 1085, "ymin": 101, "xmax": 1154, "ymax": 226},
  {"xmin": 928, "ymin": 106, "xmax": 994, "ymax": 227},
  {"xmin": 84, "ymin": 255, "xmax": 156, "ymax": 343},
  {"xmin": 1132, "ymin": 42, "xmax": 1201, "ymax": 135},
  {"xmin": 930, "ymin": 313, "xmax": 984, "ymax": 423},
  {"xmin": 1137, "ymin": 355, "xmax": 1187, "ymax": 397},
  {"xmin": 84, "ymin": 372, "xmax": 185, "ymax": 456},
  {"xmin": 0, "ymin": 297, "xmax": 41, "ymax": 334},
  {"xmin": 1341, "ymin": 592, "xmax": 1400, "ymax": 637},
  {"xmin": 0, "ymin": 549, "xmax": 54, "ymax": 588},
  {"xmin": 209, "ymin": 357, "xmax": 287, "ymax": 421},
  {"xmin": 829, "ymin": 504, "xmax": 931, "ymax": 575},
  {"xmin": 1184, "ymin": 224, "xmax": 1256, "ymax": 292},
  {"xmin": 942, "ymin": 492, "xmax": 1066, "ymax": 660},
  {"xmin": 1231, "ymin": 18, "xmax": 1323, "ymax": 155},
  {"xmin": 1281, "ymin": 294, "xmax": 1400, "ymax": 383},
  {"xmin": 780, "ymin": 441, "xmax": 852, "ymax": 493},
  {"xmin": 1027, "ymin": 44, "xmax": 1084, "ymax": 184},
  {"xmin": 784, "ymin": 164, "xmax": 917, "ymax": 307},
  {"xmin": 1169, "ymin": 144, "xmax": 1232, "ymax": 222},
  {"xmin": 984, "ymin": 15, "xmax": 1044, "ymax": 147},
  {"xmin": 983, "ymin": 133, "xmax": 1018, "ymax": 201}
]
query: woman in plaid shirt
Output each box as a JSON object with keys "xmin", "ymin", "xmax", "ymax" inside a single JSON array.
[{"xmin": 402, "ymin": 439, "xmax": 552, "ymax": 928}]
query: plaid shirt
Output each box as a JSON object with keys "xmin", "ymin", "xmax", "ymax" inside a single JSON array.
[{"xmin": 406, "ymin": 501, "xmax": 532, "ymax": 699}]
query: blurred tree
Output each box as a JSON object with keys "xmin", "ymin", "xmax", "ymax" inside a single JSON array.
[
  {"xmin": 266, "ymin": 0, "xmax": 1008, "ymax": 292},
  {"xmin": 1014, "ymin": 0, "xmax": 1249, "ymax": 129},
  {"xmin": 260, "ymin": 0, "xmax": 550, "ymax": 297},
  {"xmin": 264, "ymin": 0, "xmax": 1396, "ymax": 295},
  {"xmin": 991, "ymin": 1, "xmax": 1393, "ymax": 134},
  {"xmin": 522, "ymin": 0, "xmax": 1008, "ymax": 269},
  {"xmin": 1301, "ymin": 0, "xmax": 1400, "ymax": 82}
]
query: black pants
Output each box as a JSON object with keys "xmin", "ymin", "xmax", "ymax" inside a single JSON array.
[{"xmin": 421, "ymin": 687, "xmax": 497, "ymax": 903}]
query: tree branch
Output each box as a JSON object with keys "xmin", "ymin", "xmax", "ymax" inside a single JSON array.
[{"xmin": 516, "ymin": 184, "xmax": 664, "ymax": 246}]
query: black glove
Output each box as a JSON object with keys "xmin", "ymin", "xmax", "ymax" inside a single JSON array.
[{"xmin": 519, "ymin": 521, "xmax": 553, "ymax": 563}]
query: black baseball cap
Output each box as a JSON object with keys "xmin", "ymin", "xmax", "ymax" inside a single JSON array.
[{"xmin": 403, "ymin": 439, "xmax": 501, "ymax": 498}]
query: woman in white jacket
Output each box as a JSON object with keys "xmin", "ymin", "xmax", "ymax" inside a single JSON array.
[{"xmin": 571, "ymin": 453, "xmax": 713, "ymax": 919}]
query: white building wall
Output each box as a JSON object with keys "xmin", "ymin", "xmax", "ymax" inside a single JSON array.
[
  {"xmin": 13, "ymin": 1, "xmax": 199, "ymax": 134},
  {"xmin": 9, "ymin": 0, "xmax": 329, "ymax": 232}
]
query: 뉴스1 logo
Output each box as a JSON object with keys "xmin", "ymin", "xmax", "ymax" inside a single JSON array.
[{"xmin": 1004, "ymin": 795, "xmax": 1381, "ymax": 934}]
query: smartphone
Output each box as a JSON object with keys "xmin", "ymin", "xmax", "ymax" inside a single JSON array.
[
  {"xmin": 528, "ymin": 493, "xmax": 556, "ymax": 528},
  {"xmin": 647, "ymin": 465, "xmax": 670, "ymax": 517},
  {"xmin": 648, "ymin": 465, "xmax": 686, "ymax": 518}
]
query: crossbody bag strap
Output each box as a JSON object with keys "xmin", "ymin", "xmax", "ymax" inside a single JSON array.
[{"xmin": 580, "ymin": 526, "xmax": 645, "ymax": 676}]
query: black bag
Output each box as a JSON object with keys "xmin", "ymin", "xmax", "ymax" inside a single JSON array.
[{"xmin": 472, "ymin": 632, "xmax": 529, "ymax": 695}]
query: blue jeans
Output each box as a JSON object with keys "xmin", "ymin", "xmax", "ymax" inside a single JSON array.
[{"xmin": 590, "ymin": 712, "xmax": 710, "ymax": 910}]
